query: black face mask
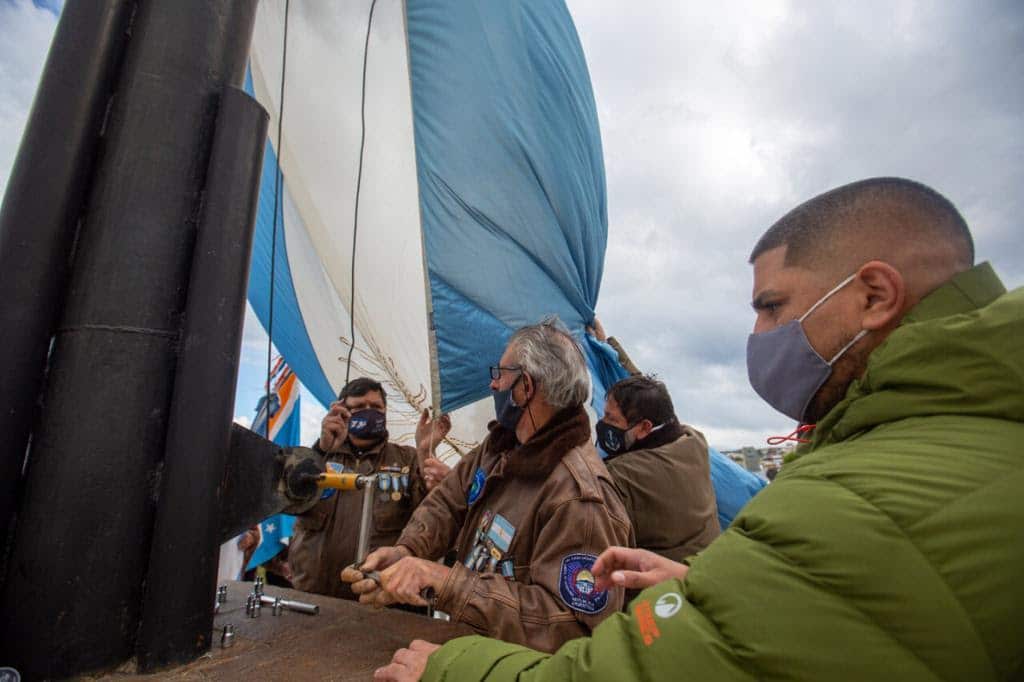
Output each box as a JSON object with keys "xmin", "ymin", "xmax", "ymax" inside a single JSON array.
[
  {"xmin": 596, "ymin": 419, "xmax": 665, "ymax": 456},
  {"xmin": 348, "ymin": 409, "xmax": 387, "ymax": 439},
  {"xmin": 595, "ymin": 419, "xmax": 633, "ymax": 456},
  {"xmin": 493, "ymin": 374, "xmax": 528, "ymax": 431}
]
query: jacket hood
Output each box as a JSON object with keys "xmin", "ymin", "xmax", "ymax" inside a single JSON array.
[{"xmin": 806, "ymin": 262, "xmax": 1024, "ymax": 452}]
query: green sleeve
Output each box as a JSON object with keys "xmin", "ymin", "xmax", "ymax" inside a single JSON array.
[
  {"xmin": 422, "ymin": 580, "xmax": 753, "ymax": 682},
  {"xmin": 424, "ymin": 472, "xmax": 971, "ymax": 681}
]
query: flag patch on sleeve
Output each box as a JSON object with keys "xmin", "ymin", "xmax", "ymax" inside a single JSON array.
[{"xmin": 558, "ymin": 553, "xmax": 607, "ymax": 614}]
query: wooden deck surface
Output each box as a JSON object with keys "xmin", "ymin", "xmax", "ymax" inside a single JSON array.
[{"xmin": 97, "ymin": 581, "xmax": 472, "ymax": 681}]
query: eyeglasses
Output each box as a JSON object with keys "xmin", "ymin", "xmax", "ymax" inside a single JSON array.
[{"xmin": 489, "ymin": 365, "xmax": 522, "ymax": 381}]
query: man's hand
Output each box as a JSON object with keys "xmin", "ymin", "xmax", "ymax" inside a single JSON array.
[
  {"xmin": 586, "ymin": 317, "xmax": 608, "ymax": 342},
  {"xmin": 378, "ymin": 557, "xmax": 449, "ymax": 607},
  {"xmin": 374, "ymin": 640, "xmax": 441, "ymax": 682},
  {"xmin": 343, "ymin": 545, "xmax": 412, "ymax": 606},
  {"xmin": 237, "ymin": 527, "xmax": 259, "ymax": 552},
  {"xmin": 415, "ymin": 409, "xmax": 451, "ymax": 455},
  {"xmin": 592, "ymin": 546, "xmax": 688, "ymax": 592},
  {"xmin": 420, "ymin": 457, "xmax": 451, "ymax": 492},
  {"xmin": 319, "ymin": 401, "xmax": 351, "ymax": 453}
]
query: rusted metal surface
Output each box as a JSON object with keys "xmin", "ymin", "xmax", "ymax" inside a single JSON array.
[{"xmin": 104, "ymin": 582, "xmax": 472, "ymax": 681}]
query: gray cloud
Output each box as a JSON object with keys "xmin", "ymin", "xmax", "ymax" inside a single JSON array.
[
  {"xmin": 2, "ymin": 2, "xmax": 1020, "ymax": 449},
  {"xmin": 568, "ymin": 0, "xmax": 1024, "ymax": 447},
  {"xmin": 0, "ymin": 1, "xmax": 58, "ymax": 198}
]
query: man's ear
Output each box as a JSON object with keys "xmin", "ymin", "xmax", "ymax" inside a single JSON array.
[
  {"xmin": 521, "ymin": 373, "xmax": 534, "ymax": 401},
  {"xmin": 633, "ymin": 418, "xmax": 655, "ymax": 440},
  {"xmin": 857, "ymin": 260, "xmax": 906, "ymax": 331}
]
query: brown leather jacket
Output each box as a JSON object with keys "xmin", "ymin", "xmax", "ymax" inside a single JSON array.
[
  {"xmin": 605, "ymin": 421, "xmax": 720, "ymax": 562},
  {"xmin": 290, "ymin": 438, "xmax": 427, "ymax": 599},
  {"xmin": 397, "ymin": 405, "xmax": 634, "ymax": 653}
]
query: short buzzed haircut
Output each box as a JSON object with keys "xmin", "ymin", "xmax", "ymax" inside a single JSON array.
[
  {"xmin": 607, "ymin": 375, "xmax": 677, "ymax": 426},
  {"xmin": 749, "ymin": 177, "xmax": 974, "ymax": 268}
]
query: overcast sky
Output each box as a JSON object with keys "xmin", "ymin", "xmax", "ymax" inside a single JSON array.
[{"xmin": 2, "ymin": 0, "xmax": 1021, "ymax": 449}]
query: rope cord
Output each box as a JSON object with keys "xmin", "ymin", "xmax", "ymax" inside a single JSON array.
[
  {"xmin": 265, "ymin": 0, "xmax": 290, "ymax": 438},
  {"xmin": 345, "ymin": 0, "xmax": 379, "ymax": 385}
]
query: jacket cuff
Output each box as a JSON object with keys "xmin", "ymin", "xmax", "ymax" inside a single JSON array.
[
  {"xmin": 422, "ymin": 636, "xmax": 545, "ymax": 682},
  {"xmin": 435, "ymin": 562, "xmax": 478, "ymax": 623}
]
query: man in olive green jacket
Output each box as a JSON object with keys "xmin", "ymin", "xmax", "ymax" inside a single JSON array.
[{"xmin": 374, "ymin": 178, "xmax": 1024, "ymax": 681}]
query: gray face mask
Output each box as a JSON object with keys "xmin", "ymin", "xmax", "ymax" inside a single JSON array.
[{"xmin": 746, "ymin": 273, "xmax": 868, "ymax": 423}]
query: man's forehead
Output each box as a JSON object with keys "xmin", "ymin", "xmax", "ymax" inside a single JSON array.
[
  {"xmin": 347, "ymin": 390, "xmax": 383, "ymax": 404},
  {"xmin": 751, "ymin": 246, "xmax": 820, "ymax": 297},
  {"xmin": 499, "ymin": 344, "xmax": 516, "ymax": 364},
  {"xmin": 603, "ymin": 396, "xmax": 623, "ymax": 418}
]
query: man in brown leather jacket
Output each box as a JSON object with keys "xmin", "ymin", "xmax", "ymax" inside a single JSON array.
[
  {"xmin": 596, "ymin": 375, "xmax": 720, "ymax": 562},
  {"xmin": 289, "ymin": 377, "xmax": 451, "ymax": 599},
  {"xmin": 347, "ymin": 318, "xmax": 634, "ymax": 652}
]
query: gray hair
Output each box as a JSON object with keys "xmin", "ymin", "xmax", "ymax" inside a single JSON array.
[{"xmin": 508, "ymin": 315, "xmax": 590, "ymax": 409}]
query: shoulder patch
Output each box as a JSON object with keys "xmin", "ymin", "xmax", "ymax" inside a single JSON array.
[
  {"xmin": 467, "ymin": 467, "xmax": 486, "ymax": 505},
  {"xmin": 559, "ymin": 553, "xmax": 608, "ymax": 614}
]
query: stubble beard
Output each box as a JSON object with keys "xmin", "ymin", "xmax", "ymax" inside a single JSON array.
[{"xmin": 803, "ymin": 342, "xmax": 871, "ymax": 425}]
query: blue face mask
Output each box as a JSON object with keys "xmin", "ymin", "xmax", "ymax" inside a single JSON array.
[
  {"xmin": 746, "ymin": 273, "xmax": 868, "ymax": 423},
  {"xmin": 493, "ymin": 374, "xmax": 527, "ymax": 431},
  {"xmin": 348, "ymin": 409, "xmax": 387, "ymax": 439}
]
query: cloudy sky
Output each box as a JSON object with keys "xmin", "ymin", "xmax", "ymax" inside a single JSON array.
[{"xmin": 2, "ymin": 0, "xmax": 1021, "ymax": 449}]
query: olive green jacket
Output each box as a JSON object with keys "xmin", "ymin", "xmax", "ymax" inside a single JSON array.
[{"xmin": 423, "ymin": 262, "xmax": 1024, "ymax": 681}]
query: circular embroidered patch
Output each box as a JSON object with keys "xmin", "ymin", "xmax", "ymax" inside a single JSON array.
[
  {"xmin": 466, "ymin": 467, "xmax": 486, "ymax": 505},
  {"xmin": 559, "ymin": 553, "xmax": 608, "ymax": 614},
  {"xmin": 654, "ymin": 592, "xmax": 682, "ymax": 618}
]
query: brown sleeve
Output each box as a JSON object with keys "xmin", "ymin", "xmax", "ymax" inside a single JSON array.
[
  {"xmin": 396, "ymin": 445, "xmax": 480, "ymax": 559},
  {"xmin": 606, "ymin": 336, "xmax": 642, "ymax": 376},
  {"xmin": 606, "ymin": 462, "xmax": 639, "ymax": 537},
  {"xmin": 434, "ymin": 496, "xmax": 631, "ymax": 653}
]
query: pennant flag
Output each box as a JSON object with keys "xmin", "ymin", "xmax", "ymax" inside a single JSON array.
[{"xmin": 247, "ymin": 358, "xmax": 300, "ymax": 571}]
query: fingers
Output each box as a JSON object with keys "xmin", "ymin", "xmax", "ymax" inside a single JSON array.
[
  {"xmin": 379, "ymin": 559, "xmax": 429, "ymax": 606},
  {"xmin": 374, "ymin": 643, "xmax": 435, "ymax": 681},
  {"xmin": 422, "ymin": 459, "xmax": 448, "ymax": 480},
  {"xmin": 360, "ymin": 547, "xmax": 391, "ymax": 573},
  {"xmin": 373, "ymin": 662, "xmax": 405, "ymax": 681},
  {"xmin": 328, "ymin": 401, "xmax": 351, "ymax": 418},
  {"xmin": 592, "ymin": 546, "xmax": 639, "ymax": 578},
  {"xmin": 340, "ymin": 566, "xmax": 365, "ymax": 584},
  {"xmin": 351, "ymin": 578, "xmax": 380, "ymax": 595},
  {"xmin": 609, "ymin": 569, "xmax": 656, "ymax": 590},
  {"xmin": 373, "ymin": 589, "xmax": 398, "ymax": 609},
  {"xmin": 593, "ymin": 546, "xmax": 645, "ymax": 592},
  {"xmin": 419, "ymin": 408, "xmax": 429, "ymax": 426},
  {"xmin": 409, "ymin": 640, "xmax": 441, "ymax": 654}
]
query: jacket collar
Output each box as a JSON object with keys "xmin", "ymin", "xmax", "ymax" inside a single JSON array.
[
  {"xmin": 487, "ymin": 404, "xmax": 592, "ymax": 480},
  {"xmin": 902, "ymin": 261, "xmax": 1005, "ymax": 324},
  {"xmin": 802, "ymin": 262, "xmax": 1008, "ymax": 455}
]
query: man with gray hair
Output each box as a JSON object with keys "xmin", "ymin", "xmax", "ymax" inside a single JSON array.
[{"xmin": 346, "ymin": 316, "xmax": 634, "ymax": 652}]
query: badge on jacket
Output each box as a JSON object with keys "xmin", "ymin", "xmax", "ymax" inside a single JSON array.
[
  {"xmin": 467, "ymin": 467, "xmax": 486, "ymax": 505},
  {"xmin": 559, "ymin": 553, "xmax": 607, "ymax": 614}
]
